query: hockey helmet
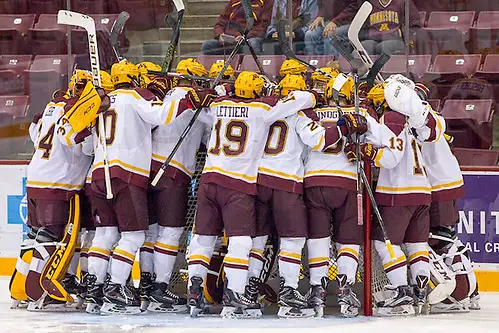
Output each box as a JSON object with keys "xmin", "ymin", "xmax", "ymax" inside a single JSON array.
[
  {"xmin": 311, "ymin": 67, "xmax": 339, "ymax": 83},
  {"xmin": 279, "ymin": 74, "xmax": 306, "ymax": 97},
  {"xmin": 68, "ymin": 69, "xmax": 92, "ymax": 97},
  {"xmin": 325, "ymin": 75, "xmax": 354, "ymax": 103},
  {"xmin": 176, "ymin": 58, "xmax": 208, "ymax": 77},
  {"xmin": 99, "ymin": 70, "xmax": 115, "ymax": 93},
  {"xmin": 137, "ymin": 61, "xmax": 162, "ymax": 88},
  {"xmin": 367, "ymin": 83, "xmax": 389, "ymax": 114},
  {"xmin": 111, "ymin": 60, "xmax": 139, "ymax": 86},
  {"xmin": 209, "ymin": 61, "xmax": 235, "ymax": 79},
  {"xmin": 234, "ymin": 71, "xmax": 265, "ymax": 99},
  {"xmin": 279, "ymin": 59, "xmax": 307, "ymax": 77}
]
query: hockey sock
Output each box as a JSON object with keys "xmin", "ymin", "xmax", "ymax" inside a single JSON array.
[
  {"xmin": 374, "ymin": 240, "xmax": 408, "ymax": 286},
  {"xmin": 109, "ymin": 231, "xmax": 145, "ymax": 285},
  {"xmin": 279, "ymin": 237, "xmax": 305, "ymax": 289},
  {"xmin": 336, "ymin": 243, "xmax": 360, "ymax": 285},
  {"xmin": 140, "ymin": 223, "xmax": 158, "ymax": 274},
  {"xmin": 88, "ymin": 227, "xmax": 119, "ymax": 284},
  {"xmin": 80, "ymin": 229, "xmax": 95, "ymax": 274},
  {"xmin": 307, "ymin": 237, "xmax": 330, "ymax": 286},
  {"xmin": 405, "ymin": 242, "xmax": 430, "ymax": 285},
  {"xmin": 153, "ymin": 226, "xmax": 183, "ymax": 284},
  {"xmin": 224, "ymin": 236, "xmax": 252, "ymax": 294},
  {"xmin": 187, "ymin": 234, "xmax": 217, "ymax": 288},
  {"xmin": 248, "ymin": 235, "xmax": 268, "ymax": 280}
]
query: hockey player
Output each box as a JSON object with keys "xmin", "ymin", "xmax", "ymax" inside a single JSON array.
[
  {"xmin": 304, "ymin": 75, "xmax": 373, "ymax": 318},
  {"xmin": 137, "ymin": 61, "xmax": 162, "ymax": 89},
  {"xmin": 82, "ymin": 60, "xmax": 214, "ymax": 315},
  {"xmin": 187, "ymin": 71, "xmax": 322, "ymax": 318},
  {"xmin": 209, "ymin": 61, "xmax": 235, "ymax": 80},
  {"xmin": 279, "ymin": 59, "xmax": 307, "ymax": 78},
  {"xmin": 142, "ymin": 59, "xmax": 213, "ymax": 313},
  {"xmin": 309, "ymin": 67, "xmax": 339, "ymax": 92}
]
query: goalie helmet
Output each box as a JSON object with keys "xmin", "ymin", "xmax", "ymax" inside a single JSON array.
[
  {"xmin": 311, "ymin": 67, "xmax": 339, "ymax": 93},
  {"xmin": 209, "ymin": 61, "xmax": 235, "ymax": 79},
  {"xmin": 325, "ymin": 75, "xmax": 354, "ymax": 103},
  {"xmin": 68, "ymin": 69, "xmax": 92, "ymax": 97},
  {"xmin": 176, "ymin": 58, "xmax": 208, "ymax": 77},
  {"xmin": 137, "ymin": 61, "xmax": 161, "ymax": 88},
  {"xmin": 234, "ymin": 71, "xmax": 265, "ymax": 99},
  {"xmin": 279, "ymin": 74, "xmax": 306, "ymax": 97},
  {"xmin": 100, "ymin": 70, "xmax": 115, "ymax": 93},
  {"xmin": 279, "ymin": 59, "xmax": 307, "ymax": 77},
  {"xmin": 367, "ymin": 83, "xmax": 389, "ymax": 115},
  {"xmin": 111, "ymin": 60, "xmax": 139, "ymax": 86}
]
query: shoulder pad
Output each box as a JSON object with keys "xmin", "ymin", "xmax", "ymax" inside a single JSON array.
[{"xmin": 134, "ymin": 87, "xmax": 157, "ymax": 101}]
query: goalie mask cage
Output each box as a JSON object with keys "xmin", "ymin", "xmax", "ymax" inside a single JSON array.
[{"xmin": 168, "ymin": 150, "xmax": 389, "ymax": 316}]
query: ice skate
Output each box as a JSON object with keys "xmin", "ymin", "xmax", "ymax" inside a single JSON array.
[
  {"xmin": 470, "ymin": 289, "xmax": 481, "ymax": 310},
  {"xmin": 147, "ymin": 282, "xmax": 188, "ymax": 313},
  {"xmin": 10, "ymin": 299, "xmax": 28, "ymax": 309},
  {"xmin": 337, "ymin": 275, "xmax": 361, "ymax": 318},
  {"xmin": 430, "ymin": 297, "xmax": 470, "ymax": 314},
  {"xmin": 413, "ymin": 275, "xmax": 429, "ymax": 315},
  {"xmin": 244, "ymin": 277, "xmax": 260, "ymax": 303},
  {"xmin": 139, "ymin": 272, "xmax": 154, "ymax": 311},
  {"xmin": 374, "ymin": 285, "xmax": 416, "ymax": 316},
  {"xmin": 307, "ymin": 277, "xmax": 328, "ymax": 317},
  {"xmin": 100, "ymin": 283, "xmax": 142, "ymax": 315},
  {"xmin": 278, "ymin": 281, "xmax": 315, "ymax": 318},
  {"xmin": 85, "ymin": 274, "xmax": 103, "ymax": 314},
  {"xmin": 188, "ymin": 276, "xmax": 207, "ymax": 317},
  {"xmin": 27, "ymin": 295, "xmax": 69, "ymax": 312},
  {"xmin": 61, "ymin": 274, "xmax": 85, "ymax": 309},
  {"xmin": 221, "ymin": 284, "xmax": 262, "ymax": 319}
]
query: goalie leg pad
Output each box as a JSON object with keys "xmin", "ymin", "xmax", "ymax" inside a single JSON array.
[
  {"xmin": 9, "ymin": 234, "xmax": 36, "ymax": 302},
  {"xmin": 109, "ymin": 230, "xmax": 145, "ymax": 285},
  {"xmin": 153, "ymin": 225, "xmax": 183, "ymax": 284}
]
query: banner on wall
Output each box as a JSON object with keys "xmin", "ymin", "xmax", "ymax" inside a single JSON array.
[{"xmin": 457, "ymin": 172, "xmax": 499, "ymax": 264}]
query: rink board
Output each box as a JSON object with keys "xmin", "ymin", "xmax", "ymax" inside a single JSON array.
[{"xmin": 1, "ymin": 162, "xmax": 498, "ymax": 291}]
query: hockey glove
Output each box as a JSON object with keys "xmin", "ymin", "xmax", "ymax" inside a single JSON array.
[
  {"xmin": 147, "ymin": 77, "xmax": 174, "ymax": 100},
  {"xmin": 344, "ymin": 143, "xmax": 378, "ymax": 163},
  {"xmin": 187, "ymin": 87, "xmax": 218, "ymax": 109},
  {"xmin": 96, "ymin": 87, "xmax": 110, "ymax": 113},
  {"xmin": 307, "ymin": 90, "xmax": 326, "ymax": 107},
  {"xmin": 337, "ymin": 113, "xmax": 368, "ymax": 136}
]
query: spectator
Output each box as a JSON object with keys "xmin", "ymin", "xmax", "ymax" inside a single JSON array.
[
  {"xmin": 304, "ymin": 0, "xmax": 359, "ymax": 56},
  {"xmin": 359, "ymin": 0, "xmax": 420, "ymax": 55},
  {"xmin": 265, "ymin": 0, "xmax": 318, "ymax": 54},
  {"xmin": 201, "ymin": 0, "xmax": 274, "ymax": 55}
]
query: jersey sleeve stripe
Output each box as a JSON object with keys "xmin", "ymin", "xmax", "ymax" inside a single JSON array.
[
  {"xmin": 164, "ymin": 100, "xmax": 176, "ymax": 124},
  {"xmin": 374, "ymin": 148, "xmax": 384, "ymax": 168}
]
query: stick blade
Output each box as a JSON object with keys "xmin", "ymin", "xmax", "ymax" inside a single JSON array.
[
  {"xmin": 347, "ymin": 1, "xmax": 372, "ymax": 44},
  {"xmin": 110, "ymin": 11, "xmax": 130, "ymax": 46},
  {"xmin": 57, "ymin": 10, "xmax": 94, "ymax": 29},
  {"xmin": 172, "ymin": 0, "xmax": 185, "ymax": 12}
]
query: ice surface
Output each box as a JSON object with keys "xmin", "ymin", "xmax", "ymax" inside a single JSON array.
[{"xmin": 1, "ymin": 278, "xmax": 498, "ymax": 333}]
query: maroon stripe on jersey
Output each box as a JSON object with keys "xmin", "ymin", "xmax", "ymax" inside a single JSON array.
[
  {"xmin": 426, "ymin": 112, "xmax": 438, "ymax": 142},
  {"xmin": 93, "ymin": 165, "xmax": 149, "ymax": 189},
  {"xmin": 409, "ymin": 256, "xmax": 430, "ymax": 266},
  {"xmin": 74, "ymin": 248, "xmax": 81, "ymax": 253},
  {"xmin": 257, "ymin": 173, "xmax": 303, "ymax": 194},
  {"xmin": 304, "ymin": 176, "xmax": 356, "ymax": 191},
  {"xmin": 385, "ymin": 261, "xmax": 407, "ymax": 273},
  {"xmin": 337, "ymin": 252, "xmax": 359, "ymax": 263},
  {"xmin": 140, "ymin": 247, "xmax": 154, "ymax": 254},
  {"xmin": 188, "ymin": 260, "xmax": 210, "ymax": 268},
  {"xmin": 375, "ymin": 192, "xmax": 431, "ymax": 206},
  {"xmin": 201, "ymin": 172, "xmax": 257, "ymax": 195},
  {"xmin": 324, "ymin": 126, "xmax": 342, "ymax": 149},
  {"xmin": 80, "ymin": 252, "xmax": 88, "ymax": 258},
  {"xmin": 431, "ymin": 185, "xmax": 465, "ymax": 202},
  {"xmin": 381, "ymin": 112, "xmax": 405, "ymax": 136},
  {"xmin": 26, "ymin": 187, "xmax": 77, "ymax": 201},
  {"xmin": 223, "ymin": 263, "xmax": 248, "ymax": 270},
  {"xmin": 88, "ymin": 252, "xmax": 110, "ymax": 261},
  {"xmin": 250, "ymin": 252, "xmax": 265, "ymax": 262},
  {"xmin": 154, "ymin": 247, "xmax": 178, "ymax": 256},
  {"xmin": 309, "ymin": 262, "xmax": 328, "ymax": 269},
  {"xmin": 279, "ymin": 256, "xmax": 301, "ymax": 265},
  {"xmin": 112, "ymin": 253, "xmax": 135, "ymax": 266}
]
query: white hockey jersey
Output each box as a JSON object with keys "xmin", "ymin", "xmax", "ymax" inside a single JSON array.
[
  {"xmin": 258, "ymin": 110, "xmax": 337, "ymax": 194},
  {"xmin": 199, "ymin": 90, "xmax": 317, "ymax": 195},
  {"xmin": 151, "ymin": 86, "xmax": 209, "ymax": 184},
  {"xmin": 91, "ymin": 88, "xmax": 192, "ymax": 189},
  {"xmin": 27, "ymin": 97, "xmax": 92, "ymax": 200},
  {"xmin": 304, "ymin": 105, "xmax": 377, "ymax": 191}
]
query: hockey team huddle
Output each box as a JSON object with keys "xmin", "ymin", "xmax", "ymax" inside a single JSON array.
[{"xmin": 8, "ymin": 57, "xmax": 481, "ymax": 319}]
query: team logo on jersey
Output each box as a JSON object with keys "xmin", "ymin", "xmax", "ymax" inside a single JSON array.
[{"xmin": 7, "ymin": 177, "xmax": 28, "ymax": 239}]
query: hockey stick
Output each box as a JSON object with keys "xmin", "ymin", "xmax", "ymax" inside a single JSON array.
[
  {"xmin": 58, "ymin": 10, "xmax": 113, "ymax": 199},
  {"xmin": 151, "ymin": 3, "xmax": 255, "ymax": 187},
  {"xmin": 109, "ymin": 11, "xmax": 130, "ymax": 61},
  {"xmin": 148, "ymin": 70, "xmax": 235, "ymax": 84},
  {"xmin": 162, "ymin": 0, "xmax": 185, "ymax": 72}
]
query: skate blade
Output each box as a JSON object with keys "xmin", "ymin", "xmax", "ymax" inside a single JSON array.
[
  {"xmin": 375, "ymin": 305, "xmax": 416, "ymax": 317},
  {"xmin": 190, "ymin": 305, "xmax": 203, "ymax": 317},
  {"xmin": 314, "ymin": 306, "xmax": 324, "ymax": 318},
  {"xmin": 27, "ymin": 301, "xmax": 77, "ymax": 312},
  {"xmin": 140, "ymin": 300, "xmax": 150, "ymax": 312},
  {"xmin": 339, "ymin": 304, "xmax": 359, "ymax": 318},
  {"xmin": 277, "ymin": 306, "xmax": 315, "ymax": 318},
  {"xmin": 10, "ymin": 300, "xmax": 28, "ymax": 309},
  {"xmin": 430, "ymin": 305, "xmax": 470, "ymax": 314},
  {"xmin": 147, "ymin": 302, "xmax": 188, "ymax": 313},
  {"xmin": 100, "ymin": 302, "xmax": 143, "ymax": 315},
  {"xmin": 221, "ymin": 306, "xmax": 262, "ymax": 319},
  {"xmin": 469, "ymin": 303, "xmax": 481, "ymax": 311},
  {"xmin": 86, "ymin": 303, "xmax": 101, "ymax": 314}
]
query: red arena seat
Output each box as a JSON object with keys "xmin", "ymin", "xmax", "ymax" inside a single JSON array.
[
  {"xmin": 196, "ymin": 55, "xmax": 243, "ymax": 73},
  {"xmin": 71, "ymin": 0, "xmax": 108, "ymax": 14},
  {"xmin": 240, "ymin": 55, "xmax": 286, "ymax": 80},
  {"xmin": 429, "ymin": 54, "xmax": 481, "ymax": 82},
  {"xmin": 422, "ymin": 11, "xmax": 475, "ymax": 54},
  {"xmin": 296, "ymin": 56, "xmax": 332, "ymax": 71},
  {"xmin": 419, "ymin": 11, "xmax": 427, "ymax": 27},
  {"xmin": 470, "ymin": 11, "xmax": 499, "ymax": 52},
  {"xmin": 381, "ymin": 55, "xmax": 431, "ymax": 81},
  {"xmin": 28, "ymin": 14, "xmax": 67, "ymax": 55},
  {"xmin": 0, "ymin": 14, "xmax": 35, "ymax": 54},
  {"xmin": 27, "ymin": 0, "xmax": 64, "ymax": 15},
  {"xmin": 0, "ymin": 95, "xmax": 29, "ymax": 121},
  {"xmin": 428, "ymin": 99, "xmax": 441, "ymax": 111},
  {"xmin": 0, "ymin": 55, "xmax": 32, "ymax": 95},
  {"xmin": 453, "ymin": 148, "xmax": 499, "ymax": 166},
  {"xmin": 475, "ymin": 54, "xmax": 499, "ymax": 83},
  {"xmin": 116, "ymin": 0, "xmax": 155, "ymax": 30}
]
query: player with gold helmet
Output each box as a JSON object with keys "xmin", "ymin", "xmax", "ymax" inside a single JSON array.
[
  {"xmin": 279, "ymin": 59, "xmax": 307, "ymax": 77},
  {"xmin": 100, "ymin": 70, "xmax": 115, "ymax": 93},
  {"xmin": 209, "ymin": 61, "xmax": 235, "ymax": 80},
  {"xmin": 278, "ymin": 74, "xmax": 307, "ymax": 97},
  {"xmin": 310, "ymin": 67, "xmax": 339, "ymax": 92},
  {"xmin": 137, "ymin": 61, "xmax": 162, "ymax": 89},
  {"xmin": 366, "ymin": 83, "xmax": 389, "ymax": 115}
]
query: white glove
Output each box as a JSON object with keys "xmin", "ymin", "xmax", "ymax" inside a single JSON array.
[
  {"xmin": 385, "ymin": 79, "xmax": 429, "ymax": 129},
  {"xmin": 386, "ymin": 74, "xmax": 415, "ymax": 90},
  {"xmin": 215, "ymin": 84, "xmax": 228, "ymax": 96}
]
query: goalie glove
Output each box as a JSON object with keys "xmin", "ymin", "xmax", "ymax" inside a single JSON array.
[
  {"xmin": 186, "ymin": 87, "xmax": 218, "ymax": 109},
  {"xmin": 147, "ymin": 77, "xmax": 175, "ymax": 100},
  {"xmin": 344, "ymin": 143, "xmax": 378, "ymax": 163},
  {"xmin": 386, "ymin": 74, "xmax": 415, "ymax": 90},
  {"xmin": 384, "ymin": 79, "xmax": 429, "ymax": 129},
  {"xmin": 337, "ymin": 114, "xmax": 368, "ymax": 136}
]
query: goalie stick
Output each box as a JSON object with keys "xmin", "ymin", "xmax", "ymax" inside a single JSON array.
[
  {"xmin": 162, "ymin": 0, "xmax": 185, "ymax": 72},
  {"xmin": 151, "ymin": 0, "xmax": 255, "ymax": 187},
  {"xmin": 58, "ymin": 10, "xmax": 113, "ymax": 199},
  {"xmin": 109, "ymin": 11, "xmax": 130, "ymax": 61}
]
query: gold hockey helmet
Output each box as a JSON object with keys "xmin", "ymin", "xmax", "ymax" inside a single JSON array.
[
  {"xmin": 234, "ymin": 71, "xmax": 265, "ymax": 99},
  {"xmin": 111, "ymin": 60, "xmax": 139, "ymax": 86},
  {"xmin": 279, "ymin": 59, "xmax": 307, "ymax": 77},
  {"xmin": 176, "ymin": 58, "xmax": 208, "ymax": 77},
  {"xmin": 279, "ymin": 74, "xmax": 306, "ymax": 97}
]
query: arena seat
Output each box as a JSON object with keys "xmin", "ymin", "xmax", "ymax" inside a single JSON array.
[
  {"xmin": 116, "ymin": 0, "xmax": 155, "ymax": 30},
  {"xmin": 240, "ymin": 55, "xmax": 286, "ymax": 80},
  {"xmin": 0, "ymin": 55, "xmax": 32, "ymax": 95},
  {"xmin": 71, "ymin": 0, "xmax": 108, "ymax": 14},
  {"xmin": 197, "ymin": 55, "xmax": 243, "ymax": 73},
  {"xmin": 296, "ymin": 56, "xmax": 332, "ymax": 70},
  {"xmin": 27, "ymin": 0, "xmax": 63, "ymax": 15},
  {"xmin": 28, "ymin": 14, "xmax": 67, "ymax": 55},
  {"xmin": 428, "ymin": 99, "xmax": 441, "ymax": 111},
  {"xmin": 428, "ymin": 54, "xmax": 481, "ymax": 82},
  {"xmin": 0, "ymin": 0, "xmax": 27, "ymax": 14},
  {"xmin": 0, "ymin": 95, "xmax": 29, "ymax": 122},
  {"xmin": 338, "ymin": 56, "xmax": 370, "ymax": 74},
  {"xmin": 475, "ymin": 54, "xmax": 499, "ymax": 82},
  {"xmin": 419, "ymin": 11, "xmax": 427, "ymax": 27},
  {"xmin": 422, "ymin": 11, "xmax": 475, "ymax": 54},
  {"xmin": 470, "ymin": 11, "xmax": 499, "ymax": 53},
  {"xmin": 380, "ymin": 55, "xmax": 431, "ymax": 81},
  {"xmin": 0, "ymin": 14, "xmax": 35, "ymax": 54},
  {"xmin": 453, "ymin": 148, "xmax": 499, "ymax": 166}
]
